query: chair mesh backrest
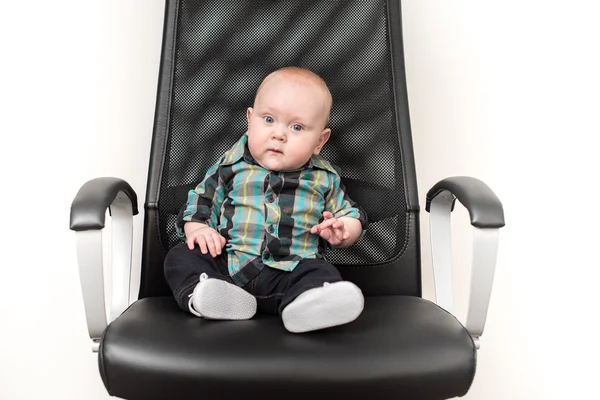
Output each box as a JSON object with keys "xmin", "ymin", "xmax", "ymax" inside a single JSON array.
[{"xmin": 142, "ymin": 0, "xmax": 420, "ymax": 298}]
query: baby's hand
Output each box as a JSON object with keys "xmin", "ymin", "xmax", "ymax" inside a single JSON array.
[
  {"xmin": 184, "ymin": 223, "xmax": 226, "ymax": 257},
  {"xmin": 310, "ymin": 211, "xmax": 350, "ymax": 247}
]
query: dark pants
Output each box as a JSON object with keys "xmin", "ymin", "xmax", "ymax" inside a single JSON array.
[{"xmin": 164, "ymin": 243, "xmax": 343, "ymax": 315}]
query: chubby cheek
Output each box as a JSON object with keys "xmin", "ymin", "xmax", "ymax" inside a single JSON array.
[
  {"xmin": 246, "ymin": 133, "xmax": 263, "ymax": 155},
  {"xmin": 291, "ymin": 137, "xmax": 318, "ymax": 155},
  {"xmin": 246, "ymin": 135, "xmax": 257, "ymax": 152}
]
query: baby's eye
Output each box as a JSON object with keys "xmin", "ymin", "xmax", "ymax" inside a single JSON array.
[
  {"xmin": 291, "ymin": 124, "xmax": 302, "ymax": 131},
  {"xmin": 264, "ymin": 116, "xmax": 274, "ymax": 123}
]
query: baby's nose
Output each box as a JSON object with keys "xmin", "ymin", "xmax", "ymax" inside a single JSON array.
[{"xmin": 272, "ymin": 130, "xmax": 286, "ymax": 141}]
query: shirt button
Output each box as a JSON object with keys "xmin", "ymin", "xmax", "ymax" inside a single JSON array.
[
  {"xmin": 266, "ymin": 195, "xmax": 275, "ymax": 203},
  {"xmin": 263, "ymin": 250, "xmax": 271, "ymax": 260},
  {"xmin": 267, "ymin": 225, "xmax": 275, "ymax": 234}
]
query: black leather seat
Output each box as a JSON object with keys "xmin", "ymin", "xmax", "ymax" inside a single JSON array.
[
  {"xmin": 70, "ymin": 1, "xmax": 504, "ymax": 398},
  {"xmin": 100, "ymin": 296, "xmax": 474, "ymax": 399}
]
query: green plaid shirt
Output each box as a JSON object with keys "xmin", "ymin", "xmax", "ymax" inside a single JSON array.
[{"xmin": 176, "ymin": 134, "xmax": 367, "ymax": 286}]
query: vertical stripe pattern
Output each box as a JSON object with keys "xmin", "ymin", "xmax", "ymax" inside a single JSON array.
[{"xmin": 175, "ymin": 134, "xmax": 367, "ymax": 286}]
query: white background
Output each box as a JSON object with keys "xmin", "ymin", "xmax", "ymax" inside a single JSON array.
[{"xmin": 1, "ymin": 1, "xmax": 599, "ymax": 399}]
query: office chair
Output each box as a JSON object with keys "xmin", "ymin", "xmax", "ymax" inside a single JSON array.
[{"xmin": 70, "ymin": 1, "xmax": 504, "ymax": 398}]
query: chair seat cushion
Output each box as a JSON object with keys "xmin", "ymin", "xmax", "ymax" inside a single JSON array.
[{"xmin": 99, "ymin": 296, "xmax": 475, "ymax": 400}]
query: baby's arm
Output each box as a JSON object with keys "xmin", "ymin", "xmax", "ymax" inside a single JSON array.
[
  {"xmin": 311, "ymin": 173, "xmax": 368, "ymax": 249},
  {"xmin": 310, "ymin": 212, "xmax": 362, "ymax": 248},
  {"xmin": 176, "ymin": 158, "xmax": 227, "ymax": 257}
]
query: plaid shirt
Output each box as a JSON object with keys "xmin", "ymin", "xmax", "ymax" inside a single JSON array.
[{"xmin": 176, "ymin": 134, "xmax": 368, "ymax": 286}]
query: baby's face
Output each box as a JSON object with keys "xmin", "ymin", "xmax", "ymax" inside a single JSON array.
[{"xmin": 246, "ymin": 75, "xmax": 331, "ymax": 171}]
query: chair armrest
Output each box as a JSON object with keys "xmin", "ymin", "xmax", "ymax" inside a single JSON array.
[
  {"xmin": 70, "ymin": 177, "xmax": 139, "ymax": 230},
  {"xmin": 425, "ymin": 176, "xmax": 505, "ymax": 348},
  {"xmin": 425, "ymin": 176, "xmax": 504, "ymax": 228},
  {"xmin": 70, "ymin": 178, "xmax": 139, "ymax": 352}
]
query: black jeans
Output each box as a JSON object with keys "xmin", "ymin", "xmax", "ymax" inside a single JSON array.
[{"xmin": 164, "ymin": 243, "xmax": 343, "ymax": 315}]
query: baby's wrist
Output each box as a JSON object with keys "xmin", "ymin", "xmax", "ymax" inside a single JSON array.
[{"xmin": 184, "ymin": 221, "xmax": 210, "ymax": 235}]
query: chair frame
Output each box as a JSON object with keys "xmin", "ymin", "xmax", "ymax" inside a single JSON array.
[
  {"xmin": 70, "ymin": 177, "xmax": 503, "ymax": 352},
  {"xmin": 69, "ymin": 3, "xmax": 505, "ymax": 399}
]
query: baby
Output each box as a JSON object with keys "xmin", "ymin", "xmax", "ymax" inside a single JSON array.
[{"xmin": 164, "ymin": 66, "xmax": 368, "ymax": 333}]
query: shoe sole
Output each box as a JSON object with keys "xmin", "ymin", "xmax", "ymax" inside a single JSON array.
[
  {"xmin": 192, "ymin": 279, "xmax": 257, "ymax": 320},
  {"xmin": 282, "ymin": 281, "xmax": 364, "ymax": 333}
]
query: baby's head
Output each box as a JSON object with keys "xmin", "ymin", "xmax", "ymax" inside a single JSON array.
[{"xmin": 246, "ymin": 67, "xmax": 333, "ymax": 171}]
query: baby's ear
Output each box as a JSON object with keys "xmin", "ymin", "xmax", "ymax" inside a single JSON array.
[
  {"xmin": 246, "ymin": 107, "xmax": 253, "ymax": 122},
  {"xmin": 314, "ymin": 128, "xmax": 331, "ymax": 155}
]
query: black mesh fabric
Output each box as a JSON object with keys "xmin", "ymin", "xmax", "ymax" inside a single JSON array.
[{"xmin": 158, "ymin": 0, "xmax": 406, "ymax": 266}]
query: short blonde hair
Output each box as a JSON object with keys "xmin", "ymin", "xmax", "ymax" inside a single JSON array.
[{"xmin": 254, "ymin": 67, "xmax": 333, "ymax": 125}]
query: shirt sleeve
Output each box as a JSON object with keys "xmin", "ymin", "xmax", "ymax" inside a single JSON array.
[
  {"xmin": 324, "ymin": 173, "xmax": 368, "ymax": 237},
  {"xmin": 175, "ymin": 158, "xmax": 226, "ymax": 239}
]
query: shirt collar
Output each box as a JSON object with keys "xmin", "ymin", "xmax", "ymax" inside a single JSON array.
[
  {"xmin": 222, "ymin": 133, "xmax": 339, "ymax": 175},
  {"xmin": 221, "ymin": 134, "xmax": 253, "ymax": 166},
  {"xmin": 307, "ymin": 153, "xmax": 339, "ymax": 174}
]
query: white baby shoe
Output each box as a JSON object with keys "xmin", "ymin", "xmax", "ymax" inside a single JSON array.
[
  {"xmin": 282, "ymin": 281, "xmax": 364, "ymax": 333},
  {"xmin": 188, "ymin": 273, "xmax": 257, "ymax": 320}
]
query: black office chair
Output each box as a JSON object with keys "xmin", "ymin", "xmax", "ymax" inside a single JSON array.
[{"xmin": 70, "ymin": 1, "xmax": 504, "ymax": 399}]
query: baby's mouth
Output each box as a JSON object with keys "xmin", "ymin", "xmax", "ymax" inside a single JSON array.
[{"xmin": 267, "ymin": 148, "xmax": 283, "ymax": 154}]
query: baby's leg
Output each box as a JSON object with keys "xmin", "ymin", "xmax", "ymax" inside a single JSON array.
[
  {"xmin": 164, "ymin": 243, "xmax": 256, "ymax": 319},
  {"xmin": 279, "ymin": 259, "xmax": 364, "ymax": 333}
]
